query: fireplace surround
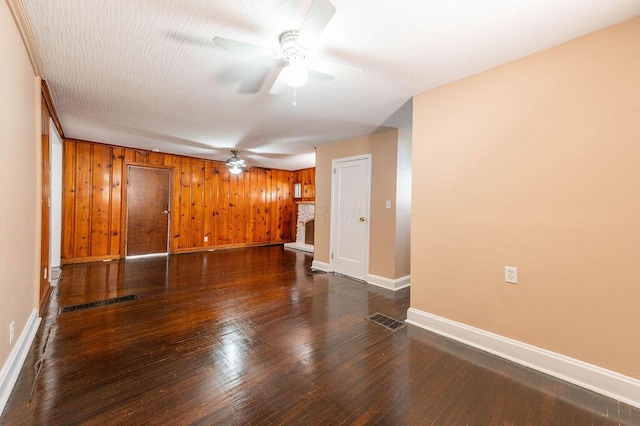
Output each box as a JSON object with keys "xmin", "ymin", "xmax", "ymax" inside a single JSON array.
[{"xmin": 284, "ymin": 202, "xmax": 314, "ymax": 253}]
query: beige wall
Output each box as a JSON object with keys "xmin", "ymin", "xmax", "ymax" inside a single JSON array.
[
  {"xmin": 315, "ymin": 129, "xmax": 408, "ymax": 279},
  {"xmin": 0, "ymin": 1, "xmax": 40, "ymax": 368},
  {"xmin": 412, "ymin": 17, "xmax": 640, "ymax": 379}
]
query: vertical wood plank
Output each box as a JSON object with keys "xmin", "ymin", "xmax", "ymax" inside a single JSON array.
[
  {"xmin": 110, "ymin": 147, "xmax": 124, "ymax": 256},
  {"xmin": 62, "ymin": 140, "xmax": 76, "ymax": 259},
  {"xmin": 211, "ymin": 165, "xmax": 220, "ymax": 247},
  {"xmin": 167, "ymin": 155, "xmax": 181, "ymax": 252},
  {"xmin": 274, "ymin": 170, "xmax": 284, "ymax": 241},
  {"xmin": 124, "ymin": 148, "xmax": 136, "ymax": 164},
  {"xmin": 243, "ymin": 170, "xmax": 252, "ymax": 243},
  {"xmin": 190, "ymin": 159, "xmax": 204, "ymax": 248},
  {"xmin": 265, "ymin": 170, "xmax": 273, "ymax": 242},
  {"xmin": 135, "ymin": 150, "xmax": 149, "ymax": 164},
  {"xmin": 179, "ymin": 158, "xmax": 192, "ymax": 249},
  {"xmin": 229, "ymin": 170, "xmax": 240, "ymax": 244},
  {"xmin": 249, "ymin": 170, "xmax": 259, "ymax": 243},
  {"xmin": 218, "ymin": 166, "xmax": 230, "ymax": 245},
  {"xmin": 281, "ymin": 170, "xmax": 292, "ymax": 241},
  {"xmin": 74, "ymin": 142, "xmax": 92, "ymax": 257},
  {"xmin": 90, "ymin": 144, "xmax": 111, "ymax": 255},
  {"xmin": 203, "ymin": 161, "xmax": 212, "ymax": 247},
  {"xmin": 149, "ymin": 152, "xmax": 164, "ymax": 166}
]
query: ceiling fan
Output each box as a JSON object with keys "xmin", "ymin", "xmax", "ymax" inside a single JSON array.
[
  {"xmin": 212, "ymin": 0, "xmax": 360, "ymax": 95},
  {"xmin": 225, "ymin": 150, "xmax": 247, "ymax": 174}
]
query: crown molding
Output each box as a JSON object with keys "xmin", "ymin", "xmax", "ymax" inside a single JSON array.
[{"xmin": 6, "ymin": 0, "xmax": 45, "ymax": 78}]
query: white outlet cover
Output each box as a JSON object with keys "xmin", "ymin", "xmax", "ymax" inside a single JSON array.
[
  {"xmin": 505, "ymin": 266, "xmax": 518, "ymax": 284},
  {"xmin": 385, "ymin": 200, "xmax": 392, "ymax": 209}
]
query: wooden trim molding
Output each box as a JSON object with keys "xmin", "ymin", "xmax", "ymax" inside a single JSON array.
[
  {"xmin": 41, "ymin": 80, "xmax": 65, "ymax": 138},
  {"xmin": 61, "ymin": 255, "xmax": 121, "ymax": 265},
  {"xmin": 171, "ymin": 241, "xmax": 287, "ymax": 255},
  {"xmin": 6, "ymin": 0, "xmax": 45, "ymax": 78},
  {"xmin": 60, "ymin": 242, "xmax": 290, "ymax": 264},
  {"xmin": 406, "ymin": 308, "xmax": 640, "ymax": 409}
]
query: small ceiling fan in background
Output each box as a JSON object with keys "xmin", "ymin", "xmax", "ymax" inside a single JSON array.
[
  {"xmin": 213, "ymin": 0, "xmax": 361, "ymax": 95},
  {"xmin": 225, "ymin": 150, "xmax": 247, "ymax": 174}
]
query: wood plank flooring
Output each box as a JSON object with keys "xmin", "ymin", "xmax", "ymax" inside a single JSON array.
[{"xmin": 2, "ymin": 246, "xmax": 639, "ymax": 425}]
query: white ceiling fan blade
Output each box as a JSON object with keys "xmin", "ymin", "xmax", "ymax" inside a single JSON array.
[
  {"xmin": 213, "ymin": 36, "xmax": 276, "ymax": 58},
  {"xmin": 309, "ymin": 60, "xmax": 361, "ymax": 80},
  {"xmin": 297, "ymin": 0, "xmax": 337, "ymax": 47},
  {"xmin": 261, "ymin": 59, "xmax": 287, "ymax": 95},
  {"xmin": 269, "ymin": 67, "xmax": 288, "ymax": 95}
]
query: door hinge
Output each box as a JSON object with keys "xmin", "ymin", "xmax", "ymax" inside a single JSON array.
[
  {"xmin": 333, "ymin": 168, "xmax": 336, "ymax": 174},
  {"xmin": 331, "ymin": 252, "xmax": 334, "ymax": 259}
]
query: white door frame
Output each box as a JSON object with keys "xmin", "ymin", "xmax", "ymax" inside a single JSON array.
[
  {"xmin": 329, "ymin": 154, "xmax": 372, "ymax": 280},
  {"xmin": 49, "ymin": 118, "xmax": 63, "ymax": 272}
]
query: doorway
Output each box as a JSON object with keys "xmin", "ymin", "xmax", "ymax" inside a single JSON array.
[
  {"xmin": 126, "ymin": 166, "xmax": 171, "ymax": 256},
  {"xmin": 330, "ymin": 155, "xmax": 371, "ymax": 280}
]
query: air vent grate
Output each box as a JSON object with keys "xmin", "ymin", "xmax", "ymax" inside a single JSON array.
[
  {"xmin": 306, "ymin": 269, "xmax": 326, "ymax": 275},
  {"xmin": 60, "ymin": 295, "xmax": 138, "ymax": 313},
  {"xmin": 366, "ymin": 312, "xmax": 406, "ymax": 331}
]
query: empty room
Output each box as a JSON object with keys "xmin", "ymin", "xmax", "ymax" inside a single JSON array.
[{"xmin": 1, "ymin": 0, "xmax": 639, "ymax": 424}]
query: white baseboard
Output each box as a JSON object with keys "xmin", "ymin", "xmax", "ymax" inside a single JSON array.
[
  {"xmin": 0, "ymin": 309, "xmax": 41, "ymax": 415},
  {"xmin": 284, "ymin": 242, "xmax": 314, "ymax": 253},
  {"xmin": 311, "ymin": 260, "xmax": 331, "ymax": 272},
  {"xmin": 406, "ymin": 308, "xmax": 640, "ymax": 409},
  {"xmin": 366, "ymin": 274, "xmax": 410, "ymax": 291}
]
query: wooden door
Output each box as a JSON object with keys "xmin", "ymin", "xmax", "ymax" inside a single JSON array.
[
  {"xmin": 126, "ymin": 166, "xmax": 170, "ymax": 256},
  {"xmin": 330, "ymin": 156, "xmax": 370, "ymax": 280}
]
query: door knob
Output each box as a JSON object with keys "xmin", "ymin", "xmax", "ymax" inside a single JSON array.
[
  {"xmin": 161, "ymin": 210, "xmax": 169, "ymax": 215},
  {"xmin": 359, "ymin": 217, "xmax": 366, "ymax": 222}
]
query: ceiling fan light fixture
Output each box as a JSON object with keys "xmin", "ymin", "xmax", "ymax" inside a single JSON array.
[
  {"xmin": 226, "ymin": 150, "xmax": 246, "ymax": 174},
  {"xmin": 281, "ymin": 60, "xmax": 309, "ymax": 88},
  {"xmin": 229, "ymin": 165, "xmax": 243, "ymax": 175}
]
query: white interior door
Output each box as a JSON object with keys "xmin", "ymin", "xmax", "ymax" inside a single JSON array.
[{"xmin": 330, "ymin": 155, "xmax": 371, "ymax": 280}]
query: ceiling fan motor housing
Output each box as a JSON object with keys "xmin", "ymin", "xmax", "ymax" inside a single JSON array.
[{"xmin": 280, "ymin": 30, "xmax": 306, "ymax": 61}]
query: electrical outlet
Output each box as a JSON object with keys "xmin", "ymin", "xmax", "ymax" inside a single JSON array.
[
  {"xmin": 204, "ymin": 236, "xmax": 209, "ymax": 242},
  {"xmin": 385, "ymin": 200, "xmax": 392, "ymax": 209},
  {"xmin": 9, "ymin": 321, "xmax": 15, "ymax": 345},
  {"xmin": 505, "ymin": 266, "xmax": 518, "ymax": 284}
]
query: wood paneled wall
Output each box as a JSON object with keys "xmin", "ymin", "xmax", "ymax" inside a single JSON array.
[
  {"xmin": 293, "ymin": 167, "xmax": 315, "ymax": 201},
  {"xmin": 40, "ymin": 93, "xmax": 52, "ymax": 311},
  {"xmin": 62, "ymin": 139, "xmax": 309, "ymax": 263}
]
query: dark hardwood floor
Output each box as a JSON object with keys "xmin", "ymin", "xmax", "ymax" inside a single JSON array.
[{"xmin": 2, "ymin": 246, "xmax": 639, "ymax": 425}]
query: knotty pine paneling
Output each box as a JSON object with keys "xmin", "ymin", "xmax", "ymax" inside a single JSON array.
[
  {"xmin": 291, "ymin": 167, "xmax": 316, "ymax": 237},
  {"xmin": 62, "ymin": 140, "xmax": 303, "ymax": 263},
  {"xmin": 293, "ymin": 167, "xmax": 315, "ymax": 201}
]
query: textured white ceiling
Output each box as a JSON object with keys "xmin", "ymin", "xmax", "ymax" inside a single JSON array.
[{"xmin": 23, "ymin": 0, "xmax": 640, "ymax": 169}]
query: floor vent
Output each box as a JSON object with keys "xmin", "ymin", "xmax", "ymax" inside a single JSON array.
[
  {"xmin": 366, "ymin": 312, "xmax": 406, "ymax": 331},
  {"xmin": 60, "ymin": 295, "xmax": 138, "ymax": 314},
  {"xmin": 306, "ymin": 269, "xmax": 327, "ymax": 275}
]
